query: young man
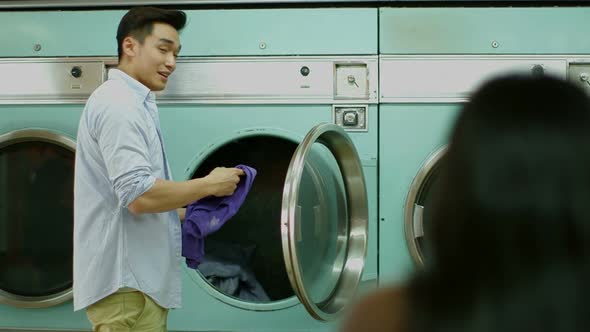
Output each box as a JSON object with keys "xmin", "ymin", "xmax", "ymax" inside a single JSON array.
[{"xmin": 73, "ymin": 7, "xmax": 243, "ymax": 331}]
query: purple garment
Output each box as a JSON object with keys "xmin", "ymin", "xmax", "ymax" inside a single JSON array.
[{"xmin": 182, "ymin": 165, "xmax": 256, "ymax": 268}]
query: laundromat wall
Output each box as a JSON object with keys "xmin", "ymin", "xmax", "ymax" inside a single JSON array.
[{"xmin": 1, "ymin": 3, "xmax": 590, "ymax": 332}]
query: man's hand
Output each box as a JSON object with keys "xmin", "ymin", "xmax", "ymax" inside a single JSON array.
[{"xmin": 205, "ymin": 167, "xmax": 245, "ymax": 197}]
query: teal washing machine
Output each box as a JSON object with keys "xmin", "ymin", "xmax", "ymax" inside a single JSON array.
[
  {"xmin": 378, "ymin": 7, "xmax": 590, "ymax": 285},
  {"xmin": 0, "ymin": 59, "xmax": 104, "ymax": 330},
  {"xmin": 158, "ymin": 55, "xmax": 379, "ymax": 332},
  {"xmin": 152, "ymin": 7, "xmax": 379, "ymax": 332}
]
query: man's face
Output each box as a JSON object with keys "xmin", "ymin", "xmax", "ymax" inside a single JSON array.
[{"xmin": 129, "ymin": 23, "xmax": 181, "ymax": 91}]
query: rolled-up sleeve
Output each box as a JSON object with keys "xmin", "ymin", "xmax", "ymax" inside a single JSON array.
[{"xmin": 93, "ymin": 100, "xmax": 156, "ymax": 208}]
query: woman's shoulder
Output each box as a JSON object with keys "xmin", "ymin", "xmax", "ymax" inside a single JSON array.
[{"xmin": 340, "ymin": 286, "xmax": 407, "ymax": 332}]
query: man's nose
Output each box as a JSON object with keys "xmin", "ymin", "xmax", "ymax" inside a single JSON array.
[{"xmin": 165, "ymin": 54, "xmax": 176, "ymax": 72}]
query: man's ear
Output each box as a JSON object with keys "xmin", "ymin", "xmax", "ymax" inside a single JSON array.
[{"xmin": 121, "ymin": 36, "xmax": 138, "ymax": 58}]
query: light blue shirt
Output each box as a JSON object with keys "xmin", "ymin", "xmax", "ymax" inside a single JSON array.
[{"xmin": 73, "ymin": 69, "xmax": 181, "ymax": 311}]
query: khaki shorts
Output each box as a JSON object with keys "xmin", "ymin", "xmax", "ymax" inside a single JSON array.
[{"xmin": 86, "ymin": 290, "xmax": 169, "ymax": 332}]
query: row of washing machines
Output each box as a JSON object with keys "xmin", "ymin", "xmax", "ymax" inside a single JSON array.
[{"xmin": 0, "ymin": 5, "xmax": 589, "ymax": 332}]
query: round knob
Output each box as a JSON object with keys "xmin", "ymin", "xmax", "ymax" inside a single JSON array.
[
  {"xmin": 531, "ymin": 65, "xmax": 544, "ymax": 77},
  {"xmin": 344, "ymin": 112, "xmax": 357, "ymax": 123},
  {"xmin": 300, "ymin": 66, "xmax": 310, "ymax": 76},
  {"xmin": 70, "ymin": 66, "xmax": 82, "ymax": 78}
]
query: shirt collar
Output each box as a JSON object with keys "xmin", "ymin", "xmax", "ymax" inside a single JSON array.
[{"xmin": 108, "ymin": 69, "xmax": 157, "ymax": 102}]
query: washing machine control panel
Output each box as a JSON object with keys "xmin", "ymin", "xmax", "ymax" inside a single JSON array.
[
  {"xmin": 379, "ymin": 57, "xmax": 570, "ymax": 103},
  {"xmin": 0, "ymin": 60, "xmax": 103, "ymax": 103},
  {"xmin": 150, "ymin": 56, "xmax": 379, "ymax": 104},
  {"xmin": 334, "ymin": 63, "xmax": 369, "ymax": 99}
]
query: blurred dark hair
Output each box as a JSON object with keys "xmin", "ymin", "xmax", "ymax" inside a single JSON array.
[
  {"xmin": 409, "ymin": 75, "xmax": 590, "ymax": 332},
  {"xmin": 116, "ymin": 6, "xmax": 186, "ymax": 59}
]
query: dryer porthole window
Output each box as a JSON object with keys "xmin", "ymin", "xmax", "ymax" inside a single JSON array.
[{"xmin": 0, "ymin": 140, "xmax": 74, "ymax": 299}]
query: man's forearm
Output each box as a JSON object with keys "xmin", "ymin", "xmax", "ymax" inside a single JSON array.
[{"xmin": 128, "ymin": 178, "xmax": 211, "ymax": 215}]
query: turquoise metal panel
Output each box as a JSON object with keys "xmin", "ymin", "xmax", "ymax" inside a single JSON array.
[
  {"xmin": 0, "ymin": 105, "xmax": 81, "ymax": 138},
  {"xmin": 181, "ymin": 9, "xmax": 377, "ymax": 56},
  {"xmin": 0, "ymin": 11, "xmax": 122, "ymax": 57},
  {"xmin": 380, "ymin": 8, "xmax": 590, "ymax": 54},
  {"xmin": 349, "ymin": 106, "xmax": 378, "ymax": 284},
  {"xmin": 159, "ymin": 105, "xmax": 377, "ymax": 178},
  {"xmin": 0, "ymin": 8, "xmax": 377, "ymax": 57},
  {"xmin": 378, "ymin": 104, "xmax": 459, "ymax": 285},
  {"xmin": 0, "ymin": 302, "xmax": 89, "ymax": 330},
  {"xmin": 360, "ymin": 163, "xmax": 378, "ymax": 285}
]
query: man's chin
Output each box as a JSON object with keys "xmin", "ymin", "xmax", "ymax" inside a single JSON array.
[{"xmin": 151, "ymin": 83, "xmax": 167, "ymax": 92}]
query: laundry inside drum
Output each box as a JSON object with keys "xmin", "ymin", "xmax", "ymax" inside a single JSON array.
[{"xmin": 188, "ymin": 136, "xmax": 298, "ymax": 302}]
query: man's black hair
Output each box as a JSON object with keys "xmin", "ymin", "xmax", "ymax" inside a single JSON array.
[{"xmin": 116, "ymin": 7, "xmax": 186, "ymax": 59}]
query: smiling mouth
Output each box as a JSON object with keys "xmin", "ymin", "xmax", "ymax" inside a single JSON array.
[{"xmin": 158, "ymin": 72, "xmax": 169, "ymax": 80}]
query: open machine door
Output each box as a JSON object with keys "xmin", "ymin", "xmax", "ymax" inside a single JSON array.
[{"xmin": 281, "ymin": 123, "xmax": 368, "ymax": 321}]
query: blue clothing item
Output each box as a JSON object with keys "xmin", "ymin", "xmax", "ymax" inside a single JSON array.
[
  {"xmin": 182, "ymin": 165, "xmax": 256, "ymax": 268},
  {"xmin": 197, "ymin": 240, "xmax": 270, "ymax": 303},
  {"xmin": 73, "ymin": 69, "xmax": 181, "ymax": 311}
]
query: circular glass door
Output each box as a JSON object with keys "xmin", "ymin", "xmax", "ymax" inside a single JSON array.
[
  {"xmin": 0, "ymin": 129, "xmax": 75, "ymax": 308},
  {"xmin": 281, "ymin": 123, "xmax": 368, "ymax": 321},
  {"xmin": 404, "ymin": 146, "xmax": 447, "ymax": 268}
]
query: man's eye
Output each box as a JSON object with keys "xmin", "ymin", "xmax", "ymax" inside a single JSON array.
[{"xmin": 159, "ymin": 48, "xmax": 167, "ymax": 53}]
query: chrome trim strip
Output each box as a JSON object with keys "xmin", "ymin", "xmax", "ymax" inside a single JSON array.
[
  {"xmin": 0, "ymin": 129, "xmax": 75, "ymax": 308},
  {"xmin": 0, "ymin": 60, "xmax": 105, "ymax": 105},
  {"xmin": 380, "ymin": 55, "xmax": 590, "ymax": 103},
  {"xmin": 151, "ymin": 57, "xmax": 378, "ymax": 103},
  {"xmin": 0, "ymin": 129, "xmax": 76, "ymax": 152},
  {"xmin": 0, "ymin": 56, "xmax": 378, "ymax": 105}
]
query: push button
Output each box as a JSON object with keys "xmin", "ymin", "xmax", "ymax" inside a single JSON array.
[
  {"xmin": 300, "ymin": 66, "xmax": 310, "ymax": 76},
  {"xmin": 343, "ymin": 111, "xmax": 358, "ymax": 126},
  {"xmin": 70, "ymin": 66, "xmax": 82, "ymax": 78},
  {"xmin": 531, "ymin": 64, "xmax": 544, "ymax": 77}
]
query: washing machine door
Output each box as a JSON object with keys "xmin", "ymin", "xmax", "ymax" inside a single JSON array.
[
  {"xmin": 0, "ymin": 129, "xmax": 75, "ymax": 308},
  {"xmin": 404, "ymin": 146, "xmax": 447, "ymax": 268},
  {"xmin": 281, "ymin": 123, "xmax": 368, "ymax": 321}
]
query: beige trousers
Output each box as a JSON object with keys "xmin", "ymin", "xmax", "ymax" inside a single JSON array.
[{"xmin": 86, "ymin": 290, "xmax": 169, "ymax": 332}]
